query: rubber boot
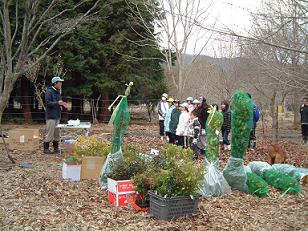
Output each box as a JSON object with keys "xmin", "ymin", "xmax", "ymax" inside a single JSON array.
[
  {"xmin": 251, "ymin": 140, "xmax": 256, "ymax": 152},
  {"xmin": 53, "ymin": 141, "xmax": 60, "ymax": 154},
  {"xmin": 44, "ymin": 142, "xmax": 52, "ymax": 154}
]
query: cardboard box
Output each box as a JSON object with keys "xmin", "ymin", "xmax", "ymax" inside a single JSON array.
[
  {"xmin": 107, "ymin": 178, "xmax": 135, "ymax": 194},
  {"xmin": 108, "ymin": 191, "xmax": 137, "ymax": 207},
  {"xmin": 81, "ymin": 156, "xmax": 106, "ymax": 180},
  {"xmin": 8, "ymin": 128, "xmax": 39, "ymax": 151},
  {"xmin": 62, "ymin": 162, "xmax": 81, "ymax": 181},
  {"xmin": 107, "ymin": 178, "xmax": 136, "ymax": 207}
]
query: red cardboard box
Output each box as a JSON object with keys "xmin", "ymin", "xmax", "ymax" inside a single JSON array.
[
  {"xmin": 107, "ymin": 178, "xmax": 135, "ymax": 194},
  {"xmin": 107, "ymin": 178, "xmax": 136, "ymax": 207},
  {"xmin": 108, "ymin": 191, "xmax": 137, "ymax": 207}
]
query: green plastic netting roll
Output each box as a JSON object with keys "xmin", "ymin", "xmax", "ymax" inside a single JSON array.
[
  {"xmin": 246, "ymin": 172, "xmax": 268, "ymax": 197},
  {"xmin": 263, "ymin": 169, "xmax": 301, "ymax": 194}
]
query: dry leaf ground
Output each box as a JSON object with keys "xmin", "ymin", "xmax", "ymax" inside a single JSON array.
[{"xmin": 0, "ymin": 124, "xmax": 307, "ymax": 230}]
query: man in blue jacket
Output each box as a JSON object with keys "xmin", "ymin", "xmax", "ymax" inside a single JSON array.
[
  {"xmin": 44, "ymin": 77, "xmax": 67, "ymax": 154},
  {"xmin": 247, "ymin": 93, "xmax": 260, "ymax": 152}
]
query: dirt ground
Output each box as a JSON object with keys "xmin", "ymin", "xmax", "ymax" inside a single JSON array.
[{"xmin": 0, "ymin": 124, "xmax": 307, "ymax": 231}]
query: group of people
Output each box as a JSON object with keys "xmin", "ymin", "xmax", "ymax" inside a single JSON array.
[{"xmin": 157, "ymin": 93, "xmax": 260, "ymax": 160}]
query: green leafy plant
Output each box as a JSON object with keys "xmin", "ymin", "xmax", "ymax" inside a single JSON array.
[
  {"xmin": 73, "ymin": 136, "xmax": 111, "ymax": 160},
  {"xmin": 107, "ymin": 146, "xmax": 147, "ymax": 180},
  {"xmin": 154, "ymin": 144, "xmax": 194, "ymax": 169},
  {"xmin": 64, "ymin": 156, "xmax": 80, "ymax": 164},
  {"xmin": 154, "ymin": 161, "xmax": 204, "ymax": 197},
  {"xmin": 133, "ymin": 145, "xmax": 203, "ymax": 199}
]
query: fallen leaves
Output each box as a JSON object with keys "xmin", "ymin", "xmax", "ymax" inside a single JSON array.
[{"xmin": 0, "ymin": 124, "xmax": 307, "ymax": 230}]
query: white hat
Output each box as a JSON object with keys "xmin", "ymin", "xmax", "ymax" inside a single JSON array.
[
  {"xmin": 180, "ymin": 102, "xmax": 189, "ymax": 108},
  {"xmin": 162, "ymin": 93, "xmax": 168, "ymax": 99},
  {"xmin": 186, "ymin": 96, "xmax": 194, "ymax": 101},
  {"xmin": 192, "ymin": 99, "xmax": 201, "ymax": 104},
  {"xmin": 51, "ymin": 76, "xmax": 64, "ymax": 84}
]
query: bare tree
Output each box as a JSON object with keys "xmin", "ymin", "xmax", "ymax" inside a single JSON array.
[
  {"xmin": 0, "ymin": 0, "xmax": 100, "ymax": 123},
  {"xmin": 127, "ymin": 0, "xmax": 214, "ymax": 98},
  {"xmin": 237, "ymin": 0, "xmax": 307, "ymax": 130}
]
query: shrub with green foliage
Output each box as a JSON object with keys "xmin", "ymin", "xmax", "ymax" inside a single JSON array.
[
  {"xmin": 133, "ymin": 145, "xmax": 203, "ymax": 199},
  {"xmin": 107, "ymin": 145, "xmax": 146, "ymax": 180}
]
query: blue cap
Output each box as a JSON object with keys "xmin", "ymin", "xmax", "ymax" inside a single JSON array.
[{"xmin": 51, "ymin": 76, "xmax": 64, "ymax": 84}]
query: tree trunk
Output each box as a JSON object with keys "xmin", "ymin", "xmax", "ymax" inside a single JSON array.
[
  {"xmin": 20, "ymin": 76, "xmax": 33, "ymax": 123},
  {"xmin": 270, "ymin": 92, "xmax": 278, "ymax": 140},
  {"xmin": 146, "ymin": 102, "xmax": 154, "ymax": 122},
  {"xmin": 0, "ymin": 73, "xmax": 17, "ymax": 125},
  {"xmin": 99, "ymin": 92, "xmax": 111, "ymax": 123},
  {"xmin": 292, "ymin": 94, "xmax": 301, "ymax": 128}
]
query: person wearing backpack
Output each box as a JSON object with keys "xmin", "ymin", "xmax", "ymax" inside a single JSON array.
[
  {"xmin": 300, "ymin": 97, "xmax": 308, "ymax": 144},
  {"xmin": 247, "ymin": 93, "xmax": 260, "ymax": 151}
]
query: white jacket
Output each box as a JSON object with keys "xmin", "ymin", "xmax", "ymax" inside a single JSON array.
[
  {"xmin": 176, "ymin": 111, "xmax": 190, "ymax": 136},
  {"xmin": 158, "ymin": 101, "xmax": 169, "ymax": 121}
]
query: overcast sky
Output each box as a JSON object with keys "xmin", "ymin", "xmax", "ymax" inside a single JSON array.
[{"xmin": 185, "ymin": 0, "xmax": 262, "ymax": 56}]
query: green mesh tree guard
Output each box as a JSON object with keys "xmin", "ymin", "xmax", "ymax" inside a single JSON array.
[
  {"xmin": 205, "ymin": 106, "xmax": 223, "ymax": 162},
  {"xmin": 223, "ymin": 91, "xmax": 253, "ymax": 192},
  {"xmin": 263, "ymin": 169, "xmax": 301, "ymax": 194},
  {"xmin": 199, "ymin": 106, "xmax": 231, "ymax": 197},
  {"xmin": 246, "ymin": 173, "xmax": 268, "ymax": 197},
  {"xmin": 99, "ymin": 96, "xmax": 130, "ymax": 188}
]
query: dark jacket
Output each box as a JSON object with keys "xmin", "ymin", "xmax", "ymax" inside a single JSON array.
[
  {"xmin": 222, "ymin": 110, "xmax": 231, "ymax": 133},
  {"xmin": 197, "ymin": 104, "xmax": 209, "ymax": 129},
  {"xmin": 300, "ymin": 104, "xmax": 308, "ymax": 124},
  {"xmin": 169, "ymin": 108, "xmax": 181, "ymax": 134},
  {"xmin": 192, "ymin": 118, "xmax": 201, "ymax": 139},
  {"xmin": 45, "ymin": 86, "xmax": 62, "ymax": 120}
]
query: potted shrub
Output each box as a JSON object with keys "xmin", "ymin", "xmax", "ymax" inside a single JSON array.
[
  {"xmin": 133, "ymin": 145, "xmax": 204, "ymax": 220},
  {"xmin": 73, "ymin": 136, "xmax": 111, "ymax": 180},
  {"xmin": 62, "ymin": 156, "xmax": 81, "ymax": 181},
  {"xmin": 106, "ymin": 146, "xmax": 148, "ymax": 207}
]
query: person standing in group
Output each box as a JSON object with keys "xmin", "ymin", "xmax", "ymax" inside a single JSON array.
[
  {"xmin": 164, "ymin": 98, "xmax": 175, "ymax": 143},
  {"xmin": 247, "ymin": 93, "xmax": 260, "ymax": 152},
  {"xmin": 176, "ymin": 102, "xmax": 190, "ymax": 148},
  {"xmin": 157, "ymin": 93, "xmax": 169, "ymax": 141},
  {"xmin": 44, "ymin": 76, "xmax": 67, "ymax": 154},
  {"xmin": 196, "ymin": 97, "xmax": 209, "ymax": 155},
  {"xmin": 300, "ymin": 97, "xmax": 308, "ymax": 144},
  {"xmin": 189, "ymin": 110, "xmax": 201, "ymax": 160},
  {"xmin": 192, "ymin": 99, "xmax": 200, "ymax": 110},
  {"xmin": 186, "ymin": 97, "xmax": 195, "ymax": 114},
  {"xmin": 169, "ymin": 100, "xmax": 181, "ymax": 144},
  {"xmin": 221, "ymin": 100, "xmax": 231, "ymax": 151}
]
